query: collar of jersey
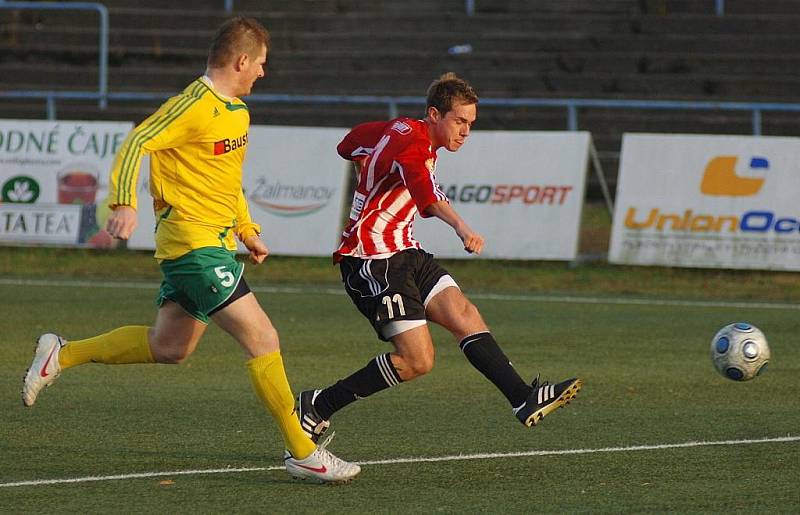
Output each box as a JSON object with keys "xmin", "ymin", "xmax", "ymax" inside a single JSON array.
[{"xmin": 197, "ymin": 76, "xmax": 248, "ymax": 111}]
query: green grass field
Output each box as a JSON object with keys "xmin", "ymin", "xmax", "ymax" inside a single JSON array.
[{"xmin": 1, "ymin": 247, "xmax": 799, "ymax": 513}]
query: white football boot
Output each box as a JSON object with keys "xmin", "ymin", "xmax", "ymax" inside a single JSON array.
[
  {"xmin": 22, "ymin": 333, "xmax": 66, "ymax": 407},
  {"xmin": 284, "ymin": 433, "xmax": 360, "ymax": 484}
]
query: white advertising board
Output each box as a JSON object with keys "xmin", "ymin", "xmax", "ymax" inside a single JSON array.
[
  {"xmin": 414, "ymin": 131, "xmax": 591, "ymax": 260},
  {"xmin": 128, "ymin": 126, "xmax": 349, "ymax": 256},
  {"xmin": 0, "ymin": 119, "xmax": 132, "ymax": 247},
  {"xmin": 609, "ymin": 133, "xmax": 800, "ymax": 270},
  {"xmin": 0, "ymin": 203, "xmax": 83, "ymax": 245}
]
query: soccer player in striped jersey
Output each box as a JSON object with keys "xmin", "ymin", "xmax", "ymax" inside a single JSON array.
[
  {"xmin": 21, "ymin": 16, "xmax": 359, "ymax": 484},
  {"xmin": 298, "ymin": 73, "xmax": 582, "ymax": 443}
]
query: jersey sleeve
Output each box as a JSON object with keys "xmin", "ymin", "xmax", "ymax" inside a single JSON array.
[
  {"xmin": 234, "ymin": 188, "xmax": 261, "ymax": 242},
  {"xmin": 107, "ymin": 94, "xmax": 207, "ymax": 210},
  {"xmin": 337, "ymin": 121, "xmax": 390, "ymax": 160}
]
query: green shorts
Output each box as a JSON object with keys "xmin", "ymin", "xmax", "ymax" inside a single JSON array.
[{"xmin": 157, "ymin": 247, "xmax": 245, "ymax": 323}]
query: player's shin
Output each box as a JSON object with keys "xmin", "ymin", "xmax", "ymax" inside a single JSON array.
[
  {"xmin": 313, "ymin": 352, "xmax": 402, "ymax": 420},
  {"xmin": 247, "ymin": 351, "xmax": 316, "ymax": 459},
  {"xmin": 58, "ymin": 325, "xmax": 155, "ymax": 369},
  {"xmin": 459, "ymin": 331, "xmax": 532, "ymax": 407}
]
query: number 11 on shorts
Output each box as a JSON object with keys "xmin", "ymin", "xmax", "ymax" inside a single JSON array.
[{"xmin": 381, "ymin": 294, "xmax": 406, "ymax": 319}]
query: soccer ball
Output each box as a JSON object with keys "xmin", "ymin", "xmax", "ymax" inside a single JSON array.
[{"xmin": 710, "ymin": 322, "xmax": 770, "ymax": 381}]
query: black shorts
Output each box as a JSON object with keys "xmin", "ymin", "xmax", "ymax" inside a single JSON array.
[{"xmin": 339, "ymin": 249, "xmax": 455, "ymax": 341}]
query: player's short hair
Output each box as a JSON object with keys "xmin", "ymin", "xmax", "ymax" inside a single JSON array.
[
  {"xmin": 426, "ymin": 72, "xmax": 479, "ymax": 115},
  {"xmin": 207, "ymin": 16, "xmax": 270, "ymax": 69}
]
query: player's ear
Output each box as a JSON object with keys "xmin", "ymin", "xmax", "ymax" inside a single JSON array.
[
  {"xmin": 235, "ymin": 53, "xmax": 249, "ymax": 71},
  {"xmin": 427, "ymin": 106, "xmax": 441, "ymax": 122}
]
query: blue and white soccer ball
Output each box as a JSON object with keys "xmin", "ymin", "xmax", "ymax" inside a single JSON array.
[{"xmin": 710, "ymin": 323, "xmax": 770, "ymax": 381}]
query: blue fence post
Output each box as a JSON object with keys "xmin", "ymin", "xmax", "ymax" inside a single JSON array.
[
  {"xmin": 465, "ymin": 0, "xmax": 475, "ymax": 16},
  {"xmin": 567, "ymin": 104, "xmax": 578, "ymax": 131},
  {"xmin": 752, "ymin": 109, "xmax": 762, "ymax": 136},
  {"xmin": 46, "ymin": 94, "xmax": 56, "ymax": 120},
  {"xmin": 97, "ymin": 2, "xmax": 109, "ymax": 109},
  {"xmin": 715, "ymin": 0, "xmax": 725, "ymax": 16},
  {"xmin": 224, "ymin": 0, "xmax": 233, "ymax": 13}
]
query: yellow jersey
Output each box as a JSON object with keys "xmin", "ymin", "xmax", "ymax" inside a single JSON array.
[{"xmin": 108, "ymin": 77, "xmax": 261, "ymax": 260}]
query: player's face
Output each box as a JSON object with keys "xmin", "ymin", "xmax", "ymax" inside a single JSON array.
[
  {"xmin": 238, "ymin": 44, "xmax": 267, "ymax": 96},
  {"xmin": 432, "ymin": 102, "xmax": 476, "ymax": 152}
]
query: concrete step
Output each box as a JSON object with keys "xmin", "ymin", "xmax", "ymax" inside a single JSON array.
[
  {"xmin": 263, "ymin": 51, "xmax": 800, "ymax": 77},
  {"xmin": 7, "ymin": 7, "xmax": 800, "ymax": 44},
  {"xmin": 655, "ymin": 0, "xmax": 800, "ymax": 15},
  {"xmin": 5, "ymin": 24, "xmax": 800, "ymax": 60},
  {"xmin": 6, "ymin": 36, "xmax": 800, "ymax": 79},
  {"xmin": 93, "ymin": 0, "xmax": 643, "ymax": 15},
  {"xmin": 5, "ymin": 60, "xmax": 800, "ymax": 102},
  {"xmin": 102, "ymin": 9, "xmax": 635, "ymax": 33},
  {"xmin": 8, "ymin": 11, "xmax": 800, "ymax": 41}
]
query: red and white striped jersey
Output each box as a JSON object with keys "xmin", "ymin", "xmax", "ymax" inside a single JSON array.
[{"xmin": 334, "ymin": 117, "xmax": 448, "ymax": 260}]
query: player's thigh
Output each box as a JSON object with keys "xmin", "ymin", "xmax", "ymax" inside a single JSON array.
[
  {"xmin": 425, "ymin": 286, "xmax": 488, "ymax": 340},
  {"xmin": 150, "ymin": 300, "xmax": 208, "ymax": 362},
  {"xmin": 211, "ymin": 292, "xmax": 279, "ymax": 358}
]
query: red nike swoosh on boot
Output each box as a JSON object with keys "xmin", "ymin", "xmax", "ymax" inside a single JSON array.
[
  {"xmin": 295, "ymin": 463, "xmax": 327, "ymax": 473},
  {"xmin": 39, "ymin": 347, "xmax": 57, "ymax": 378}
]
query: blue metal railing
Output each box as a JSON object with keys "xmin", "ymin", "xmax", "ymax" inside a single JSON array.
[
  {"xmin": 0, "ymin": 1, "xmax": 109, "ymax": 109},
  {"xmin": 1, "ymin": 89, "xmax": 796, "ymax": 137}
]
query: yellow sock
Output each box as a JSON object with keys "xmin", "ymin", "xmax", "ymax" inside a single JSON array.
[
  {"xmin": 59, "ymin": 326, "xmax": 155, "ymax": 369},
  {"xmin": 247, "ymin": 352, "xmax": 316, "ymax": 459}
]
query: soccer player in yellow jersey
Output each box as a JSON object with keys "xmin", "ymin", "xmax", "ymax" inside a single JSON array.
[{"xmin": 21, "ymin": 16, "xmax": 359, "ymax": 484}]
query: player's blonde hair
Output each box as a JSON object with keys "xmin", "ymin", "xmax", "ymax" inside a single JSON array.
[
  {"xmin": 207, "ymin": 16, "xmax": 270, "ymax": 69},
  {"xmin": 426, "ymin": 72, "xmax": 479, "ymax": 115}
]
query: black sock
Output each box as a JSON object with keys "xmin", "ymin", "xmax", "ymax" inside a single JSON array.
[
  {"xmin": 314, "ymin": 353, "xmax": 402, "ymax": 420},
  {"xmin": 460, "ymin": 332, "xmax": 532, "ymax": 407}
]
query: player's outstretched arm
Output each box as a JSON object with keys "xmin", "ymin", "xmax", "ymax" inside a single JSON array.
[
  {"xmin": 106, "ymin": 206, "xmax": 138, "ymax": 240},
  {"xmin": 243, "ymin": 235, "xmax": 269, "ymax": 264},
  {"xmin": 424, "ymin": 200, "xmax": 484, "ymax": 254}
]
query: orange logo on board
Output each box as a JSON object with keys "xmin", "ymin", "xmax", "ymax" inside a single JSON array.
[{"xmin": 700, "ymin": 156, "xmax": 768, "ymax": 196}]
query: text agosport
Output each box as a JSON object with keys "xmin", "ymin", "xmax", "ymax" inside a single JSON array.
[{"xmin": 443, "ymin": 184, "xmax": 573, "ymax": 205}]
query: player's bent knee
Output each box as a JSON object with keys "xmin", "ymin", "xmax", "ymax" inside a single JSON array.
[
  {"xmin": 256, "ymin": 325, "xmax": 281, "ymax": 352},
  {"xmin": 446, "ymin": 301, "xmax": 486, "ymax": 340},
  {"xmin": 462, "ymin": 300, "xmax": 482, "ymax": 321},
  {"xmin": 406, "ymin": 353, "xmax": 435, "ymax": 378},
  {"xmin": 152, "ymin": 347, "xmax": 191, "ymax": 364},
  {"xmin": 149, "ymin": 333, "xmax": 194, "ymax": 364},
  {"xmin": 265, "ymin": 325, "xmax": 280, "ymax": 346}
]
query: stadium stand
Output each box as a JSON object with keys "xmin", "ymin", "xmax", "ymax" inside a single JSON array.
[{"xmin": 2, "ymin": 0, "xmax": 799, "ymax": 192}]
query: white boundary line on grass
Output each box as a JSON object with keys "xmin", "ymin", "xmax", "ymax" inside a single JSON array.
[
  {"xmin": 2, "ymin": 277, "xmax": 798, "ymax": 311},
  {"xmin": 1, "ymin": 435, "xmax": 798, "ymax": 488}
]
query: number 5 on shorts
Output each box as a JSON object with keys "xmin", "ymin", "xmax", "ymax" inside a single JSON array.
[{"xmin": 214, "ymin": 266, "xmax": 235, "ymax": 288}]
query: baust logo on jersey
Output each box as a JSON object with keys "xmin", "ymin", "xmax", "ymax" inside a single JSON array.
[
  {"xmin": 248, "ymin": 177, "xmax": 335, "ymax": 217},
  {"xmin": 622, "ymin": 155, "xmax": 800, "ymax": 234},
  {"xmin": 214, "ymin": 132, "xmax": 248, "ymax": 155}
]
